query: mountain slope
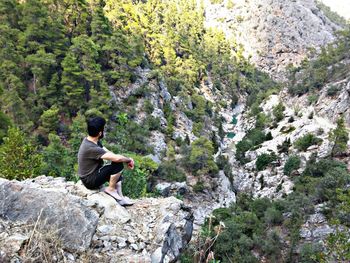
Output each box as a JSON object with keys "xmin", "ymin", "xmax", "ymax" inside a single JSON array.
[{"xmin": 204, "ymin": 0, "xmax": 343, "ymax": 79}]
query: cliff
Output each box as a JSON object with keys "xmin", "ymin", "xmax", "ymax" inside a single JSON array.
[
  {"xmin": 0, "ymin": 176, "xmax": 193, "ymax": 263},
  {"xmin": 204, "ymin": 0, "xmax": 342, "ymax": 79}
]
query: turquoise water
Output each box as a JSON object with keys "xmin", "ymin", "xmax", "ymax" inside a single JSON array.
[
  {"xmin": 227, "ymin": 132, "xmax": 236, "ymax": 138},
  {"xmin": 231, "ymin": 116, "xmax": 237, "ymax": 125}
]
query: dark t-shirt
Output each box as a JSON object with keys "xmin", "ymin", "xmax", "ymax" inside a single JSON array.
[{"xmin": 78, "ymin": 138, "xmax": 107, "ymax": 178}]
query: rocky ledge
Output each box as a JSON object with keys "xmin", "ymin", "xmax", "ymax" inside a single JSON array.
[{"xmin": 0, "ymin": 176, "xmax": 193, "ymax": 263}]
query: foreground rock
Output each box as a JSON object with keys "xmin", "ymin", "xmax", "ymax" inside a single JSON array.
[{"xmin": 0, "ymin": 177, "xmax": 193, "ymax": 263}]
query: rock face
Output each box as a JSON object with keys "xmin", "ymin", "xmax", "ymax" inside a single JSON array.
[
  {"xmin": 0, "ymin": 178, "xmax": 99, "ymax": 252},
  {"xmin": 204, "ymin": 0, "xmax": 341, "ymax": 79},
  {"xmin": 0, "ymin": 176, "xmax": 193, "ymax": 263}
]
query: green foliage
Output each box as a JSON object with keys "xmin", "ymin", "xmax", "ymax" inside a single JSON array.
[
  {"xmin": 187, "ymin": 137, "xmax": 218, "ymax": 176},
  {"xmin": 122, "ymin": 155, "xmax": 158, "ymax": 199},
  {"xmin": 315, "ymin": 1, "xmax": 347, "ymax": 26},
  {"xmin": 38, "ymin": 105, "xmax": 59, "ymax": 137},
  {"xmin": 294, "ymin": 133, "xmax": 323, "ymax": 151},
  {"xmin": 41, "ymin": 133, "xmax": 74, "ymax": 180},
  {"xmin": 288, "ymin": 28, "xmax": 350, "ymax": 96},
  {"xmin": 210, "ymin": 0, "xmax": 224, "ymax": 4},
  {"xmin": 256, "ymin": 152, "xmax": 277, "ymax": 171},
  {"xmin": 326, "ymin": 85, "xmax": 341, "ymax": 96},
  {"xmin": 329, "ymin": 116, "xmax": 349, "ymax": 157},
  {"xmin": 307, "ymin": 94, "xmax": 319, "ymax": 105},
  {"xmin": 157, "ymin": 161, "xmax": 186, "ymax": 182},
  {"xmin": 284, "ymin": 155, "xmax": 301, "ymax": 176},
  {"xmin": 0, "ymin": 127, "xmax": 42, "ymax": 180},
  {"xmin": 299, "ymin": 243, "xmax": 324, "ymax": 263},
  {"xmin": 272, "ymin": 102, "xmax": 285, "ymax": 122},
  {"xmin": 235, "ymin": 126, "xmax": 270, "ymax": 164},
  {"xmin": 0, "ymin": 111, "xmax": 11, "ymax": 143},
  {"xmin": 278, "ymin": 137, "xmax": 291, "ymax": 154}
]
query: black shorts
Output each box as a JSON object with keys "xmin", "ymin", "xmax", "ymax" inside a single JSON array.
[{"xmin": 81, "ymin": 162, "xmax": 124, "ymax": 190}]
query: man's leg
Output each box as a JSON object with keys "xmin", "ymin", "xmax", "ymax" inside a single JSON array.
[
  {"xmin": 116, "ymin": 181, "xmax": 124, "ymax": 198},
  {"xmin": 104, "ymin": 172, "xmax": 122, "ymax": 200}
]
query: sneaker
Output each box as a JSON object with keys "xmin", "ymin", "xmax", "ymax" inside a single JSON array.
[{"xmin": 118, "ymin": 198, "xmax": 134, "ymax": 206}]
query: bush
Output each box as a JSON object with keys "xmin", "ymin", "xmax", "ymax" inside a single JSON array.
[
  {"xmin": 0, "ymin": 127, "xmax": 43, "ymax": 180},
  {"xmin": 278, "ymin": 138, "xmax": 291, "ymax": 153},
  {"xmin": 157, "ymin": 161, "xmax": 186, "ymax": 182},
  {"xmin": 187, "ymin": 137, "xmax": 218, "ymax": 176},
  {"xmin": 144, "ymin": 116, "xmax": 161, "ymax": 131},
  {"xmin": 256, "ymin": 153, "xmax": 277, "ymax": 171},
  {"xmin": 307, "ymin": 94, "xmax": 319, "ymax": 105},
  {"xmin": 193, "ymin": 180, "xmax": 205, "ymax": 192},
  {"xmin": 294, "ymin": 133, "xmax": 323, "ymax": 151},
  {"xmin": 264, "ymin": 207, "xmax": 283, "ymax": 225},
  {"xmin": 329, "ymin": 116, "xmax": 349, "ymax": 157},
  {"xmin": 144, "ymin": 99, "xmax": 154, "ymax": 114},
  {"xmin": 299, "ymin": 243, "xmax": 323, "ymax": 263},
  {"xmin": 284, "ymin": 155, "xmax": 301, "ymax": 176},
  {"xmin": 273, "ymin": 102, "xmax": 285, "ymax": 122},
  {"xmin": 122, "ymin": 155, "xmax": 158, "ymax": 198},
  {"xmin": 327, "ymin": 85, "xmax": 341, "ymax": 96}
]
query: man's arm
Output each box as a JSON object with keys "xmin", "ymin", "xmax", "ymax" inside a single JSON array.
[
  {"xmin": 102, "ymin": 146, "xmax": 112, "ymax": 153},
  {"xmin": 101, "ymin": 152, "xmax": 132, "ymax": 163}
]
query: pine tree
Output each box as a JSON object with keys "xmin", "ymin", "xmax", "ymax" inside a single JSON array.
[
  {"xmin": 188, "ymin": 136, "xmax": 218, "ymax": 176},
  {"xmin": 42, "ymin": 133, "xmax": 73, "ymax": 179},
  {"xmin": 39, "ymin": 105, "xmax": 60, "ymax": 137},
  {"xmin": 0, "ymin": 127, "xmax": 42, "ymax": 180},
  {"xmin": 329, "ymin": 116, "xmax": 349, "ymax": 157},
  {"xmin": 61, "ymin": 35, "xmax": 102, "ymax": 116}
]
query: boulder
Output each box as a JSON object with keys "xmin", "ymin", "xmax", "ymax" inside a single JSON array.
[{"xmin": 0, "ymin": 179, "xmax": 99, "ymax": 252}]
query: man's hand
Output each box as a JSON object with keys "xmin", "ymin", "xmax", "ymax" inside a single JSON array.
[{"xmin": 127, "ymin": 158, "xmax": 135, "ymax": 170}]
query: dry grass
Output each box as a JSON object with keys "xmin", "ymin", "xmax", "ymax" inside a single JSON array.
[{"xmin": 18, "ymin": 210, "xmax": 65, "ymax": 263}]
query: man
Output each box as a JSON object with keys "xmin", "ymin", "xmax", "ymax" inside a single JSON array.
[{"xmin": 78, "ymin": 116, "xmax": 135, "ymax": 206}]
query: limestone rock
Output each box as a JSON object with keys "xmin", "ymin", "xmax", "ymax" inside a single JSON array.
[
  {"xmin": 0, "ymin": 177, "xmax": 194, "ymax": 263},
  {"xmin": 87, "ymin": 193, "xmax": 131, "ymax": 223},
  {"xmin": 0, "ymin": 179, "xmax": 99, "ymax": 252},
  {"xmin": 204, "ymin": 0, "xmax": 342, "ymax": 79}
]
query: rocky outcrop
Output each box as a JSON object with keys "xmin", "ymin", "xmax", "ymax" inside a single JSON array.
[
  {"xmin": 0, "ymin": 176, "xmax": 193, "ymax": 263},
  {"xmin": 204, "ymin": 0, "xmax": 342, "ymax": 79}
]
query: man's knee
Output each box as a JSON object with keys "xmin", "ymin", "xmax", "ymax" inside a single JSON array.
[
  {"xmin": 110, "ymin": 172, "xmax": 122, "ymax": 178},
  {"xmin": 110, "ymin": 162, "xmax": 124, "ymax": 173}
]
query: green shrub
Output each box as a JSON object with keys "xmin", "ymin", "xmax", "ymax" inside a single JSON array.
[
  {"xmin": 278, "ymin": 138, "xmax": 291, "ymax": 153},
  {"xmin": 122, "ymin": 155, "xmax": 158, "ymax": 198},
  {"xmin": 294, "ymin": 133, "xmax": 323, "ymax": 151},
  {"xmin": 256, "ymin": 152, "xmax": 277, "ymax": 171},
  {"xmin": 273, "ymin": 102, "xmax": 285, "ymax": 122},
  {"xmin": 327, "ymin": 85, "xmax": 341, "ymax": 96},
  {"xmin": 193, "ymin": 180, "xmax": 205, "ymax": 192},
  {"xmin": 210, "ymin": 0, "xmax": 224, "ymax": 4},
  {"xmin": 157, "ymin": 161, "xmax": 186, "ymax": 182},
  {"xmin": 299, "ymin": 243, "xmax": 323, "ymax": 263},
  {"xmin": 0, "ymin": 127, "xmax": 43, "ymax": 180},
  {"xmin": 144, "ymin": 100, "xmax": 154, "ymax": 114},
  {"xmin": 307, "ymin": 94, "xmax": 319, "ymax": 105},
  {"xmin": 144, "ymin": 116, "xmax": 161, "ymax": 131},
  {"xmin": 284, "ymin": 155, "xmax": 301, "ymax": 176},
  {"xmin": 329, "ymin": 116, "xmax": 349, "ymax": 157},
  {"xmin": 187, "ymin": 137, "xmax": 218, "ymax": 176}
]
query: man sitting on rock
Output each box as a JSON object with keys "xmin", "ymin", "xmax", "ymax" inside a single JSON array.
[{"xmin": 78, "ymin": 116, "xmax": 135, "ymax": 206}]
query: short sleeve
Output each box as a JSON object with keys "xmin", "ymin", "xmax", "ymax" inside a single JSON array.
[{"xmin": 87, "ymin": 145, "xmax": 107, "ymax": 160}]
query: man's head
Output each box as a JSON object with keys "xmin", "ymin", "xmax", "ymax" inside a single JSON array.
[{"xmin": 87, "ymin": 117, "xmax": 106, "ymax": 139}]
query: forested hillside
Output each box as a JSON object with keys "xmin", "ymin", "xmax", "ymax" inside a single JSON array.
[
  {"xmin": 0, "ymin": 0, "xmax": 274, "ymax": 193},
  {"xmin": 1, "ymin": 0, "xmax": 350, "ymax": 262},
  {"xmin": 186, "ymin": 26, "xmax": 350, "ymax": 262}
]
